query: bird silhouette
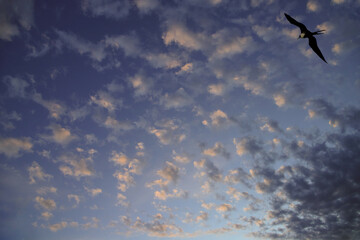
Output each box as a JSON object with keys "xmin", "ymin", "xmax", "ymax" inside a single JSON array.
[{"xmin": 284, "ymin": 13, "xmax": 327, "ymax": 63}]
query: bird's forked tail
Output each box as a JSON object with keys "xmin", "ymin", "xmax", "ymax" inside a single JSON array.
[{"xmin": 312, "ymin": 29, "xmax": 325, "ymax": 35}]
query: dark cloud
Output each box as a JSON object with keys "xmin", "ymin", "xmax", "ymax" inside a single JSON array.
[
  {"xmin": 306, "ymin": 98, "xmax": 360, "ymax": 131},
  {"xmin": 253, "ymin": 132, "xmax": 360, "ymax": 240}
]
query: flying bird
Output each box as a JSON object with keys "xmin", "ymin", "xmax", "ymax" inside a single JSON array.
[{"xmin": 284, "ymin": 13, "xmax": 327, "ymax": 63}]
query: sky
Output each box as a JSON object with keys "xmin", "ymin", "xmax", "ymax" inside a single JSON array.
[{"xmin": 1, "ymin": 0, "xmax": 360, "ymax": 239}]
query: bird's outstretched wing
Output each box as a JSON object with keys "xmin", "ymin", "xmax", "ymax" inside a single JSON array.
[
  {"xmin": 308, "ymin": 36, "xmax": 327, "ymax": 63},
  {"xmin": 284, "ymin": 13, "xmax": 308, "ymax": 32}
]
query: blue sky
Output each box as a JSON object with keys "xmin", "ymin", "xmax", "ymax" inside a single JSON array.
[{"xmin": 1, "ymin": 0, "xmax": 360, "ymax": 239}]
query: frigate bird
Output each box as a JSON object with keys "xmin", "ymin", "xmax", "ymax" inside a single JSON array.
[{"xmin": 284, "ymin": 13, "xmax": 327, "ymax": 63}]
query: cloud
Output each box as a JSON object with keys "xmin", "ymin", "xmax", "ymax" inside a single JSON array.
[
  {"xmin": 224, "ymin": 167, "xmax": 252, "ymax": 187},
  {"xmin": 103, "ymin": 116, "xmax": 133, "ymax": 131},
  {"xmin": 250, "ymin": 132, "xmax": 360, "ymax": 239},
  {"xmin": 172, "ymin": 151, "xmax": 190, "ymax": 164},
  {"xmin": 157, "ymin": 161, "xmax": 180, "ymax": 184},
  {"xmin": 307, "ymin": 0, "xmax": 320, "ymax": 12},
  {"xmin": 105, "ymin": 34, "xmax": 142, "ymax": 57},
  {"xmin": 163, "ymin": 23, "xmax": 207, "ymax": 50},
  {"xmin": 81, "ymin": 0, "xmax": 131, "ymax": 19},
  {"xmin": 194, "ymin": 159, "xmax": 222, "ymax": 182},
  {"xmin": 116, "ymin": 193, "xmax": 129, "ymax": 207},
  {"xmin": 35, "ymin": 196, "xmax": 56, "ymax": 210},
  {"xmin": 332, "ymin": 0, "xmax": 346, "ymax": 4},
  {"xmin": 28, "ymin": 162, "xmax": 52, "ymax": 184},
  {"xmin": 216, "ymin": 203, "xmax": 235, "ymax": 213},
  {"xmin": 36, "ymin": 186, "xmax": 57, "ymax": 195},
  {"xmin": 0, "ymin": 109, "xmax": 21, "ymax": 130},
  {"xmin": 208, "ymin": 83, "xmax": 225, "ymax": 96},
  {"xmin": 134, "ymin": 0, "xmax": 159, "ymax": 13},
  {"xmin": 110, "ymin": 151, "xmax": 129, "ymax": 166},
  {"xmin": 68, "ymin": 194, "xmax": 80, "ymax": 206},
  {"xmin": 48, "ymin": 221, "xmax": 67, "ymax": 232},
  {"xmin": 202, "ymin": 142, "xmax": 230, "ymax": 159},
  {"xmin": 154, "ymin": 188, "xmax": 188, "ymax": 200},
  {"xmin": 41, "ymin": 211, "xmax": 53, "ymax": 220},
  {"xmin": 55, "ymin": 29, "xmax": 107, "ymax": 61},
  {"xmin": 3, "ymin": 76, "xmax": 29, "ymax": 98},
  {"xmin": 0, "ymin": 137, "xmax": 33, "ymax": 157},
  {"xmin": 113, "ymin": 170, "xmax": 135, "ymax": 192},
  {"xmin": 0, "ymin": 0, "xmax": 34, "ymax": 41},
  {"xmin": 160, "ymin": 88, "xmax": 192, "ymax": 109},
  {"xmin": 305, "ymin": 98, "xmax": 360, "ymax": 131},
  {"xmin": 233, "ymin": 136, "xmax": 262, "ymax": 156},
  {"xmin": 129, "ymin": 73, "xmax": 153, "ymax": 97},
  {"xmin": 90, "ymin": 90, "xmax": 122, "ymax": 112},
  {"xmin": 122, "ymin": 216, "xmax": 183, "ymax": 237},
  {"xmin": 252, "ymin": 25, "xmax": 277, "ymax": 42},
  {"xmin": 58, "ymin": 153, "xmax": 95, "ymax": 178},
  {"xmin": 85, "ymin": 187, "xmax": 102, "ymax": 197},
  {"xmin": 259, "ymin": 117, "xmax": 284, "ymax": 133},
  {"xmin": 144, "ymin": 52, "xmax": 182, "ymax": 69},
  {"xmin": 42, "ymin": 124, "xmax": 77, "ymax": 146},
  {"xmin": 31, "ymin": 93, "xmax": 66, "ymax": 119},
  {"xmin": 149, "ymin": 119, "xmax": 186, "ymax": 145},
  {"xmin": 211, "ymin": 30, "xmax": 257, "ymax": 59},
  {"xmin": 195, "ymin": 211, "xmax": 208, "ymax": 222},
  {"xmin": 209, "ymin": 109, "xmax": 229, "ymax": 127}
]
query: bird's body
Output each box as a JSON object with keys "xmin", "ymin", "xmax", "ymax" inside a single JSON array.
[{"xmin": 284, "ymin": 13, "xmax": 327, "ymax": 63}]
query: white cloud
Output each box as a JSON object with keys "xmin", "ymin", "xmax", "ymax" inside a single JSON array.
[
  {"xmin": 32, "ymin": 93, "xmax": 66, "ymax": 119},
  {"xmin": 202, "ymin": 142, "xmax": 230, "ymax": 159},
  {"xmin": 104, "ymin": 116, "xmax": 133, "ymax": 131},
  {"xmin": 172, "ymin": 151, "xmax": 190, "ymax": 164},
  {"xmin": 176, "ymin": 63, "xmax": 193, "ymax": 74},
  {"xmin": 55, "ymin": 29, "xmax": 107, "ymax": 62},
  {"xmin": 85, "ymin": 187, "xmax": 102, "ymax": 197},
  {"xmin": 307, "ymin": 0, "xmax": 320, "ymax": 12},
  {"xmin": 0, "ymin": 137, "xmax": 33, "ymax": 157},
  {"xmin": 105, "ymin": 34, "xmax": 142, "ymax": 57},
  {"xmin": 28, "ymin": 162, "xmax": 52, "ymax": 184},
  {"xmin": 129, "ymin": 74, "xmax": 153, "ymax": 97},
  {"xmin": 145, "ymin": 52, "xmax": 182, "ymax": 69},
  {"xmin": 116, "ymin": 193, "xmax": 129, "ymax": 207},
  {"xmin": 154, "ymin": 189, "xmax": 188, "ymax": 200},
  {"xmin": 3, "ymin": 76, "xmax": 29, "ymax": 98},
  {"xmin": 58, "ymin": 153, "xmax": 95, "ymax": 178},
  {"xmin": 212, "ymin": 34, "xmax": 256, "ymax": 59},
  {"xmin": 42, "ymin": 124, "xmax": 77, "ymax": 146},
  {"xmin": 68, "ymin": 194, "xmax": 80, "ymax": 206},
  {"xmin": 134, "ymin": 0, "xmax": 159, "ymax": 13},
  {"xmin": 110, "ymin": 151, "xmax": 129, "ymax": 166},
  {"xmin": 48, "ymin": 221, "xmax": 67, "ymax": 232},
  {"xmin": 41, "ymin": 211, "xmax": 53, "ymax": 220},
  {"xmin": 36, "ymin": 186, "xmax": 57, "ymax": 195},
  {"xmin": 252, "ymin": 25, "xmax": 277, "ymax": 42},
  {"xmin": 113, "ymin": 170, "xmax": 135, "ymax": 192},
  {"xmin": 216, "ymin": 203, "xmax": 235, "ymax": 212},
  {"xmin": 316, "ymin": 22, "xmax": 334, "ymax": 34},
  {"xmin": 160, "ymin": 88, "xmax": 192, "ymax": 109},
  {"xmin": 209, "ymin": 109, "xmax": 229, "ymax": 127},
  {"xmin": 332, "ymin": 0, "xmax": 345, "ymax": 4},
  {"xmin": 149, "ymin": 120, "xmax": 186, "ymax": 145},
  {"xmin": 163, "ymin": 23, "xmax": 207, "ymax": 50},
  {"xmin": 35, "ymin": 196, "xmax": 56, "ymax": 210},
  {"xmin": 90, "ymin": 90, "xmax": 122, "ymax": 112},
  {"xmin": 208, "ymin": 83, "xmax": 225, "ymax": 96}
]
